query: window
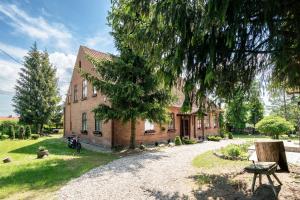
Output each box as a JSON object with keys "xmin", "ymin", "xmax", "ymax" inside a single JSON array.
[
  {"xmin": 197, "ymin": 118, "xmax": 202, "ymax": 129},
  {"xmin": 93, "ymin": 86, "xmax": 97, "ymax": 96},
  {"xmin": 213, "ymin": 114, "xmax": 218, "ymax": 128},
  {"xmin": 73, "ymin": 85, "xmax": 78, "ymax": 102},
  {"xmin": 205, "ymin": 115, "xmax": 210, "ymax": 128},
  {"xmin": 81, "ymin": 113, "xmax": 87, "ymax": 134},
  {"xmin": 79, "ymin": 60, "xmax": 81, "ymax": 68},
  {"xmin": 94, "ymin": 114, "xmax": 102, "ymax": 136},
  {"xmin": 145, "ymin": 119, "xmax": 154, "ymax": 133},
  {"xmin": 67, "ymin": 94, "xmax": 71, "ymax": 104},
  {"xmin": 82, "ymin": 79, "xmax": 87, "ymax": 99},
  {"xmin": 168, "ymin": 113, "xmax": 175, "ymax": 131}
]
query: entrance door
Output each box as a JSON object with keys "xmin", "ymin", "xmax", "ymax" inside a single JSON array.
[{"xmin": 180, "ymin": 117, "xmax": 190, "ymax": 138}]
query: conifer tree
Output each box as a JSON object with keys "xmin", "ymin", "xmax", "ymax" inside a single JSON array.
[
  {"xmin": 83, "ymin": 47, "xmax": 173, "ymax": 149},
  {"xmin": 13, "ymin": 43, "xmax": 60, "ymax": 134}
]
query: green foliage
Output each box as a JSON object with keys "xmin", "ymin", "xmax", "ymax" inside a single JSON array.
[
  {"xmin": 83, "ymin": 44, "xmax": 173, "ymax": 149},
  {"xmin": 220, "ymin": 144, "xmax": 250, "ymax": 160},
  {"xmin": 228, "ymin": 132, "xmax": 233, "ymax": 139},
  {"xmin": 38, "ymin": 146, "xmax": 47, "ymax": 151},
  {"xmin": 25, "ymin": 125, "xmax": 32, "ymax": 138},
  {"xmin": 0, "ymin": 134, "xmax": 9, "ymax": 140},
  {"xmin": 31, "ymin": 134, "xmax": 40, "ymax": 140},
  {"xmin": 280, "ymin": 134, "xmax": 289, "ymax": 140},
  {"xmin": 0, "ymin": 120, "xmax": 18, "ymax": 136},
  {"xmin": 13, "ymin": 43, "xmax": 61, "ymax": 134},
  {"xmin": 10, "ymin": 125, "xmax": 15, "ymax": 139},
  {"xmin": 108, "ymin": 0, "xmax": 300, "ymax": 109},
  {"xmin": 256, "ymin": 116, "xmax": 295, "ymax": 139},
  {"xmin": 207, "ymin": 136, "xmax": 222, "ymax": 141},
  {"xmin": 248, "ymin": 82, "xmax": 264, "ymax": 128},
  {"xmin": 182, "ymin": 137, "xmax": 197, "ymax": 145},
  {"xmin": 18, "ymin": 125, "xmax": 25, "ymax": 139},
  {"xmin": 174, "ymin": 136, "xmax": 182, "ymax": 146}
]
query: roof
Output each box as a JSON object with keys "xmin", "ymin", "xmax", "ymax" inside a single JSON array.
[
  {"xmin": 81, "ymin": 46, "xmax": 111, "ymax": 61},
  {"xmin": 0, "ymin": 116, "xmax": 19, "ymax": 121}
]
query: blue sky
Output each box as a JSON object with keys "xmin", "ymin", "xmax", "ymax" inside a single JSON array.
[{"xmin": 0, "ymin": 0, "xmax": 116, "ymax": 116}]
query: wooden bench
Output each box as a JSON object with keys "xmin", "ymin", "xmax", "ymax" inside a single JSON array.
[{"xmin": 245, "ymin": 161, "xmax": 282, "ymax": 196}]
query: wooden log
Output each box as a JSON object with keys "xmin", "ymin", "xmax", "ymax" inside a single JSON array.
[{"xmin": 255, "ymin": 141, "xmax": 289, "ymax": 172}]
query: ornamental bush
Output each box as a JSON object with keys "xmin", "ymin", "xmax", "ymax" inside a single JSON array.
[
  {"xmin": 182, "ymin": 137, "xmax": 197, "ymax": 144},
  {"xmin": 256, "ymin": 116, "xmax": 294, "ymax": 139},
  {"xmin": 207, "ymin": 136, "xmax": 222, "ymax": 141},
  {"xmin": 228, "ymin": 132, "xmax": 233, "ymax": 139},
  {"xmin": 25, "ymin": 125, "xmax": 32, "ymax": 138},
  {"xmin": 174, "ymin": 136, "xmax": 182, "ymax": 145}
]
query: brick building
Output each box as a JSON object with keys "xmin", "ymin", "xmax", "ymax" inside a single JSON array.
[{"xmin": 64, "ymin": 46, "xmax": 220, "ymax": 148}]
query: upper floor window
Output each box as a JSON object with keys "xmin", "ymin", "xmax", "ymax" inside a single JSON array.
[
  {"xmin": 205, "ymin": 115, "xmax": 210, "ymax": 128},
  {"xmin": 94, "ymin": 113, "xmax": 102, "ymax": 136},
  {"xmin": 79, "ymin": 60, "xmax": 82, "ymax": 68},
  {"xmin": 81, "ymin": 112, "xmax": 88, "ymax": 133},
  {"xmin": 82, "ymin": 79, "xmax": 87, "ymax": 99},
  {"xmin": 168, "ymin": 113, "xmax": 175, "ymax": 130},
  {"xmin": 145, "ymin": 119, "xmax": 154, "ymax": 132},
  {"xmin": 73, "ymin": 85, "xmax": 78, "ymax": 102},
  {"xmin": 213, "ymin": 114, "xmax": 218, "ymax": 128},
  {"xmin": 93, "ymin": 86, "xmax": 97, "ymax": 96}
]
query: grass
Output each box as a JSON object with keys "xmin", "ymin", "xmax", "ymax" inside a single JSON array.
[{"xmin": 0, "ymin": 135, "xmax": 117, "ymax": 200}]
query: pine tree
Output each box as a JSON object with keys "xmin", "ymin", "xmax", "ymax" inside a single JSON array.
[
  {"xmin": 83, "ymin": 46, "xmax": 173, "ymax": 149},
  {"xmin": 13, "ymin": 43, "xmax": 60, "ymax": 134}
]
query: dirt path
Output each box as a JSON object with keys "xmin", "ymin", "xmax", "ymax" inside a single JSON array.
[{"xmin": 58, "ymin": 140, "xmax": 242, "ymax": 200}]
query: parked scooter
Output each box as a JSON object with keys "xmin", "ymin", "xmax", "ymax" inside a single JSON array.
[{"xmin": 67, "ymin": 135, "xmax": 81, "ymax": 153}]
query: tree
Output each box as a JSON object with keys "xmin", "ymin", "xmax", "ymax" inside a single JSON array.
[
  {"xmin": 108, "ymin": 0, "xmax": 300, "ymax": 108},
  {"xmin": 83, "ymin": 47, "xmax": 173, "ymax": 148},
  {"xmin": 51, "ymin": 104, "xmax": 63, "ymax": 128},
  {"xmin": 13, "ymin": 43, "xmax": 60, "ymax": 134},
  {"xmin": 256, "ymin": 116, "xmax": 295, "ymax": 139},
  {"xmin": 248, "ymin": 82, "xmax": 264, "ymax": 129},
  {"xmin": 225, "ymin": 90, "xmax": 249, "ymax": 133}
]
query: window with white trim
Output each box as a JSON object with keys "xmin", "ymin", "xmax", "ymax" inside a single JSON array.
[
  {"xmin": 82, "ymin": 79, "xmax": 87, "ymax": 99},
  {"xmin": 93, "ymin": 86, "xmax": 97, "ymax": 96},
  {"xmin": 82, "ymin": 113, "xmax": 87, "ymax": 132},
  {"xmin": 145, "ymin": 119, "xmax": 154, "ymax": 131}
]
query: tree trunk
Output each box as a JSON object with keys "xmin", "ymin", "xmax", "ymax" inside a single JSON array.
[
  {"xmin": 129, "ymin": 118, "xmax": 136, "ymax": 149},
  {"xmin": 255, "ymin": 141, "xmax": 289, "ymax": 172}
]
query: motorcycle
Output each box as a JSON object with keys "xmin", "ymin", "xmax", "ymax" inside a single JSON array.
[{"xmin": 67, "ymin": 136, "xmax": 82, "ymax": 153}]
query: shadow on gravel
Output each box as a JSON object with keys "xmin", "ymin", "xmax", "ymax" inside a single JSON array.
[{"xmin": 143, "ymin": 188, "xmax": 189, "ymax": 200}]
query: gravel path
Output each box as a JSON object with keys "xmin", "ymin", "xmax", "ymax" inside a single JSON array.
[{"xmin": 58, "ymin": 140, "xmax": 242, "ymax": 200}]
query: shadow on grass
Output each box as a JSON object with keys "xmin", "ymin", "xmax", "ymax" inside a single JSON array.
[
  {"xmin": 191, "ymin": 174, "xmax": 281, "ymax": 200},
  {"xmin": 9, "ymin": 137, "xmax": 92, "ymax": 156}
]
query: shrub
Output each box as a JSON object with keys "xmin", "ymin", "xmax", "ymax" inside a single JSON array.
[
  {"xmin": 207, "ymin": 136, "xmax": 222, "ymax": 141},
  {"xmin": 182, "ymin": 137, "xmax": 197, "ymax": 144},
  {"xmin": 38, "ymin": 146, "xmax": 47, "ymax": 151},
  {"xmin": 9, "ymin": 125, "xmax": 15, "ymax": 139},
  {"xmin": 18, "ymin": 126, "xmax": 25, "ymax": 139},
  {"xmin": 174, "ymin": 136, "xmax": 182, "ymax": 145},
  {"xmin": 0, "ymin": 134, "xmax": 9, "ymax": 140},
  {"xmin": 289, "ymin": 134, "xmax": 298, "ymax": 139},
  {"xmin": 0, "ymin": 120, "xmax": 18, "ymax": 135},
  {"xmin": 25, "ymin": 125, "xmax": 32, "ymax": 138},
  {"xmin": 256, "ymin": 116, "xmax": 295, "ymax": 139},
  {"xmin": 31, "ymin": 134, "xmax": 40, "ymax": 140},
  {"xmin": 280, "ymin": 134, "xmax": 289, "ymax": 140},
  {"xmin": 220, "ymin": 143, "xmax": 250, "ymax": 160},
  {"xmin": 228, "ymin": 132, "xmax": 233, "ymax": 139}
]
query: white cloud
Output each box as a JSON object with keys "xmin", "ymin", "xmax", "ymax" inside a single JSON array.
[
  {"xmin": 49, "ymin": 52, "xmax": 76, "ymax": 97},
  {"xmin": 85, "ymin": 31, "xmax": 117, "ymax": 54},
  {"xmin": 0, "ymin": 59, "xmax": 21, "ymax": 91},
  {"xmin": 0, "ymin": 3, "xmax": 73, "ymax": 51},
  {"xmin": 0, "ymin": 42, "xmax": 27, "ymax": 59}
]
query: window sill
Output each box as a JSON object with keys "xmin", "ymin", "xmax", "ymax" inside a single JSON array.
[
  {"xmin": 81, "ymin": 97, "xmax": 87, "ymax": 101},
  {"xmin": 81, "ymin": 130, "xmax": 88, "ymax": 135},
  {"xmin": 92, "ymin": 94, "xmax": 97, "ymax": 97},
  {"xmin": 93, "ymin": 131, "xmax": 102, "ymax": 136},
  {"xmin": 144, "ymin": 130, "xmax": 155, "ymax": 135},
  {"xmin": 167, "ymin": 129, "xmax": 176, "ymax": 133}
]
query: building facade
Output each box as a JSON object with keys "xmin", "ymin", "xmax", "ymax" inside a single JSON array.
[{"xmin": 64, "ymin": 46, "xmax": 220, "ymax": 148}]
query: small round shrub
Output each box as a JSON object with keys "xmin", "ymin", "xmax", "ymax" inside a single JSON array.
[
  {"xmin": 31, "ymin": 134, "xmax": 40, "ymax": 140},
  {"xmin": 174, "ymin": 136, "xmax": 182, "ymax": 145},
  {"xmin": 182, "ymin": 137, "xmax": 197, "ymax": 144},
  {"xmin": 280, "ymin": 134, "xmax": 289, "ymax": 140},
  {"xmin": 228, "ymin": 132, "xmax": 233, "ymax": 139},
  {"xmin": 139, "ymin": 144, "xmax": 146, "ymax": 150},
  {"xmin": 227, "ymin": 145, "xmax": 241, "ymax": 157},
  {"xmin": 18, "ymin": 126, "xmax": 25, "ymax": 139},
  {"xmin": 207, "ymin": 136, "xmax": 222, "ymax": 141},
  {"xmin": 25, "ymin": 125, "xmax": 32, "ymax": 138}
]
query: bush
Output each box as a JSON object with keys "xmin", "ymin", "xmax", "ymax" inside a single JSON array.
[
  {"xmin": 25, "ymin": 125, "xmax": 32, "ymax": 138},
  {"xmin": 38, "ymin": 146, "xmax": 47, "ymax": 151},
  {"xmin": 0, "ymin": 120, "xmax": 18, "ymax": 135},
  {"xmin": 280, "ymin": 134, "xmax": 289, "ymax": 140},
  {"xmin": 9, "ymin": 125, "xmax": 15, "ymax": 139},
  {"xmin": 220, "ymin": 143, "xmax": 250, "ymax": 160},
  {"xmin": 182, "ymin": 137, "xmax": 197, "ymax": 144},
  {"xmin": 256, "ymin": 116, "xmax": 295, "ymax": 139},
  {"xmin": 18, "ymin": 126, "xmax": 25, "ymax": 139},
  {"xmin": 0, "ymin": 134, "xmax": 9, "ymax": 140},
  {"xmin": 289, "ymin": 134, "xmax": 298, "ymax": 139},
  {"xmin": 207, "ymin": 136, "xmax": 222, "ymax": 141},
  {"xmin": 228, "ymin": 132, "xmax": 233, "ymax": 139},
  {"xmin": 174, "ymin": 136, "xmax": 182, "ymax": 145},
  {"xmin": 31, "ymin": 134, "xmax": 40, "ymax": 140}
]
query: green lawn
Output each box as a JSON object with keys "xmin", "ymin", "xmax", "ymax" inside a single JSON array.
[{"xmin": 0, "ymin": 135, "xmax": 117, "ymax": 200}]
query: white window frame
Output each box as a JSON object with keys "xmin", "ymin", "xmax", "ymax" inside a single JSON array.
[
  {"xmin": 82, "ymin": 79, "xmax": 87, "ymax": 98},
  {"xmin": 145, "ymin": 119, "xmax": 154, "ymax": 131}
]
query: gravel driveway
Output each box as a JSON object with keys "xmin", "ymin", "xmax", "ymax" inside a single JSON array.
[{"xmin": 58, "ymin": 140, "xmax": 242, "ymax": 200}]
